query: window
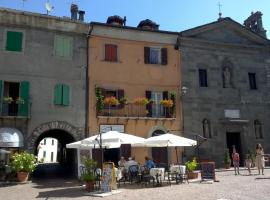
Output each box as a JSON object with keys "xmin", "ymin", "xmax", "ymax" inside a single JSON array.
[
  {"xmin": 248, "ymin": 73, "xmax": 257, "ymax": 90},
  {"xmin": 51, "ymin": 152, "xmax": 54, "ymax": 162},
  {"xmin": 202, "ymin": 119, "xmax": 211, "ymax": 138},
  {"xmin": 199, "ymin": 69, "xmax": 208, "ymax": 87},
  {"xmin": 0, "ymin": 81, "xmax": 29, "ymax": 117},
  {"xmin": 146, "ymin": 90, "xmax": 168, "ymax": 117},
  {"xmin": 102, "ymin": 88, "xmax": 124, "ymax": 108},
  {"xmin": 144, "ymin": 47, "xmax": 167, "ymax": 65},
  {"xmin": 5, "ymin": 31, "xmax": 23, "ymax": 52},
  {"xmin": 105, "ymin": 44, "xmax": 118, "ymax": 62},
  {"xmin": 54, "ymin": 84, "xmax": 70, "ymax": 106},
  {"xmin": 254, "ymin": 120, "xmax": 263, "ymax": 139},
  {"xmin": 54, "ymin": 35, "xmax": 73, "ymax": 58},
  {"xmin": 43, "ymin": 151, "xmax": 46, "ymax": 158},
  {"xmin": 51, "ymin": 139, "xmax": 54, "ymax": 146}
]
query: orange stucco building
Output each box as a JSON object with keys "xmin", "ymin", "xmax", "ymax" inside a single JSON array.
[{"xmin": 88, "ymin": 17, "xmax": 182, "ymax": 166}]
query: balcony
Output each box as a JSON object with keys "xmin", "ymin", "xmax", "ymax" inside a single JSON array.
[
  {"xmin": 0, "ymin": 100, "xmax": 31, "ymax": 118},
  {"xmin": 97, "ymin": 103, "xmax": 175, "ymax": 120}
]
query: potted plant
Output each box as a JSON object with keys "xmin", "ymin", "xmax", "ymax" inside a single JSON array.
[
  {"xmin": 185, "ymin": 158, "xmax": 198, "ymax": 179},
  {"xmin": 95, "ymin": 86, "xmax": 104, "ymax": 115},
  {"xmin": 81, "ymin": 158, "xmax": 97, "ymax": 192},
  {"xmin": 15, "ymin": 97, "xmax": 24, "ymax": 104},
  {"xmin": 134, "ymin": 97, "xmax": 149, "ymax": 105},
  {"xmin": 224, "ymin": 148, "xmax": 231, "ymax": 169},
  {"xmin": 119, "ymin": 97, "xmax": 128, "ymax": 105},
  {"xmin": 10, "ymin": 151, "xmax": 37, "ymax": 183},
  {"xmin": 3, "ymin": 96, "xmax": 13, "ymax": 104}
]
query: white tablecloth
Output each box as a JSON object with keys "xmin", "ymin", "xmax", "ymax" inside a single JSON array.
[
  {"xmin": 150, "ymin": 168, "xmax": 165, "ymax": 180},
  {"xmin": 170, "ymin": 165, "xmax": 186, "ymax": 174}
]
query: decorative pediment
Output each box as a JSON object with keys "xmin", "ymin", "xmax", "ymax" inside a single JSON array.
[{"xmin": 180, "ymin": 18, "xmax": 270, "ymax": 46}]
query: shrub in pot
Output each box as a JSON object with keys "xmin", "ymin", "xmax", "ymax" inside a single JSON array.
[
  {"xmin": 224, "ymin": 149, "xmax": 231, "ymax": 169},
  {"xmin": 185, "ymin": 158, "xmax": 198, "ymax": 179},
  {"xmin": 81, "ymin": 158, "xmax": 97, "ymax": 192},
  {"xmin": 10, "ymin": 151, "xmax": 37, "ymax": 183}
]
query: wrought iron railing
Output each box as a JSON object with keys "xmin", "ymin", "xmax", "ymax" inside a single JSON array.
[
  {"xmin": 0, "ymin": 100, "xmax": 31, "ymax": 118},
  {"xmin": 98, "ymin": 103, "xmax": 175, "ymax": 118}
]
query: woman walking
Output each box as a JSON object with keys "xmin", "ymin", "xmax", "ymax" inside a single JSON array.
[{"xmin": 255, "ymin": 143, "xmax": 265, "ymax": 175}]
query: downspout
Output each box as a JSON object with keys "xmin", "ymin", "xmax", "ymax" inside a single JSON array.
[{"xmin": 85, "ymin": 24, "xmax": 94, "ymax": 139}]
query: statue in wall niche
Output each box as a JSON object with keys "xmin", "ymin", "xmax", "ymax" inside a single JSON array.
[
  {"xmin": 223, "ymin": 66, "xmax": 231, "ymax": 88},
  {"xmin": 202, "ymin": 119, "xmax": 211, "ymax": 138}
]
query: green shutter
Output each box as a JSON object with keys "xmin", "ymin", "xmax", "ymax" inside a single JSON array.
[
  {"xmin": 0, "ymin": 80, "xmax": 3, "ymax": 99},
  {"xmin": 6, "ymin": 31, "xmax": 23, "ymax": 52},
  {"xmin": 0, "ymin": 80, "xmax": 3, "ymax": 114},
  {"xmin": 54, "ymin": 84, "xmax": 63, "ymax": 105},
  {"xmin": 54, "ymin": 36, "xmax": 63, "ymax": 57},
  {"xmin": 18, "ymin": 81, "xmax": 29, "ymax": 117},
  {"xmin": 62, "ymin": 84, "xmax": 70, "ymax": 106},
  {"xmin": 63, "ymin": 37, "xmax": 72, "ymax": 58}
]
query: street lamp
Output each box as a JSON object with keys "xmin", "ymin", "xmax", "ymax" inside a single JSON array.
[{"xmin": 180, "ymin": 86, "xmax": 188, "ymax": 163}]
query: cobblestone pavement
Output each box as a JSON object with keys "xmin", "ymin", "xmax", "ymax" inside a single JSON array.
[{"xmin": 0, "ymin": 168, "xmax": 269, "ymax": 200}]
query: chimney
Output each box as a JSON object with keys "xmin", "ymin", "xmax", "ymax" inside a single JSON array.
[
  {"xmin": 78, "ymin": 10, "xmax": 85, "ymax": 21},
  {"xmin": 70, "ymin": 4, "xmax": 78, "ymax": 20},
  {"xmin": 244, "ymin": 11, "xmax": 267, "ymax": 38}
]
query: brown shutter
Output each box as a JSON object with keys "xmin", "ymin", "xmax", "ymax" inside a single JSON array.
[
  {"xmin": 105, "ymin": 44, "xmax": 110, "ymax": 61},
  {"xmin": 111, "ymin": 45, "xmax": 117, "ymax": 62},
  {"xmin": 120, "ymin": 144, "xmax": 131, "ymax": 161},
  {"xmin": 146, "ymin": 90, "xmax": 152, "ymax": 117},
  {"xmin": 161, "ymin": 48, "xmax": 167, "ymax": 65},
  {"xmin": 144, "ymin": 47, "xmax": 150, "ymax": 64},
  {"xmin": 117, "ymin": 89, "xmax": 125, "ymax": 109}
]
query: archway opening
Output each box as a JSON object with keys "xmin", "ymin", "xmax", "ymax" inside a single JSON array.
[{"xmin": 33, "ymin": 129, "xmax": 76, "ymax": 179}]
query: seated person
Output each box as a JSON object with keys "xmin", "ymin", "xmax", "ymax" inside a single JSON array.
[
  {"xmin": 125, "ymin": 156, "xmax": 138, "ymax": 170},
  {"xmin": 145, "ymin": 156, "xmax": 155, "ymax": 170},
  {"xmin": 118, "ymin": 156, "xmax": 126, "ymax": 168}
]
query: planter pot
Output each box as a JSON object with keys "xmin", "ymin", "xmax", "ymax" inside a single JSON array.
[
  {"xmin": 17, "ymin": 172, "xmax": 29, "ymax": 183},
  {"xmin": 225, "ymin": 163, "xmax": 231, "ymax": 169},
  {"xmin": 85, "ymin": 181, "xmax": 95, "ymax": 192},
  {"xmin": 187, "ymin": 171, "xmax": 198, "ymax": 179}
]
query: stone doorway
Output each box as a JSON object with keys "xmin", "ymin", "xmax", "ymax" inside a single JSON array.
[
  {"xmin": 151, "ymin": 130, "xmax": 168, "ymax": 165},
  {"xmin": 226, "ymin": 132, "xmax": 243, "ymax": 166}
]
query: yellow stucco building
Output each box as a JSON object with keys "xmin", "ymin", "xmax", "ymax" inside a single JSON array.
[{"xmin": 88, "ymin": 16, "xmax": 182, "ymax": 166}]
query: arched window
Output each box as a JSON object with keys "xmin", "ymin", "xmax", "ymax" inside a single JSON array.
[
  {"xmin": 202, "ymin": 119, "xmax": 211, "ymax": 138},
  {"xmin": 254, "ymin": 120, "xmax": 263, "ymax": 139}
]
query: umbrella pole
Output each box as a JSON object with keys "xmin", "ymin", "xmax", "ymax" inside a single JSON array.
[
  {"xmin": 100, "ymin": 132, "xmax": 103, "ymax": 170},
  {"xmin": 175, "ymin": 147, "xmax": 179, "ymax": 164}
]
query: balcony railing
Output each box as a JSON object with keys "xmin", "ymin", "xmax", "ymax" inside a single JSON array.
[
  {"xmin": 0, "ymin": 101, "xmax": 31, "ymax": 118},
  {"xmin": 98, "ymin": 103, "xmax": 175, "ymax": 118}
]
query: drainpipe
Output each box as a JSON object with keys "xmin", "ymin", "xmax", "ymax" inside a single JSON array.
[{"xmin": 85, "ymin": 24, "xmax": 93, "ymax": 139}]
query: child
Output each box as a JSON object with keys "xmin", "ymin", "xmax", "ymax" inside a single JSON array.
[
  {"xmin": 245, "ymin": 154, "xmax": 252, "ymax": 175},
  {"xmin": 232, "ymin": 148, "xmax": 240, "ymax": 175}
]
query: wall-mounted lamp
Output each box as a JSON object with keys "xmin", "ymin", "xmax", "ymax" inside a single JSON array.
[{"xmin": 181, "ymin": 86, "xmax": 188, "ymax": 96}]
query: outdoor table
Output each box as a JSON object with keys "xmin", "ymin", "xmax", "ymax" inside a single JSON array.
[
  {"xmin": 168, "ymin": 165, "xmax": 186, "ymax": 184},
  {"xmin": 150, "ymin": 168, "xmax": 165, "ymax": 186}
]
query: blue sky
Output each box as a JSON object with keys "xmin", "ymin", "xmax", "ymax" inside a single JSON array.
[{"xmin": 1, "ymin": 0, "xmax": 270, "ymax": 37}]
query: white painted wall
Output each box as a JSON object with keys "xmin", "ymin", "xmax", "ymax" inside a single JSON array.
[{"xmin": 37, "ymin": 137, "xmax": 58, "ymax": 163}]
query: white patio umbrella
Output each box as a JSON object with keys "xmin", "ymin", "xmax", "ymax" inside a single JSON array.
[
  {"xmin": 133, "ymin": 133, "xmax": 197, "ymax": 164},
  {"xmin": 137, "ymin": 133, "xmax": 197, "ymax": 147},
  {"xmin": 81, "ymin": 131, "xmax": 145, "ymax": 147}
]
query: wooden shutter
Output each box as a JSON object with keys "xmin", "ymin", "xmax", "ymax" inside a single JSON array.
[
  {"xmin": 0, "ymin": 80, "xmax": 3, "ymax": 114},
  {"xmin": 117, "ymin": 89, "xmax": 124, "ymax": 109},
  {"xmin": 63, "ymin": 37, "xmax": 73, "ymax": 58},
  {"xmin": 105, "ymin": 44, "xmax": 117, "ymax": 62},
  {"xmin": 146, "ymin": 90, "xmax": 152, "ymax": 117},
  {"xmin": 144, "ymin": 47, "xmax": 150, "ymax": 64},
  {"xmin": 54, "ymin": 36, "xmax": 63, "ymax": 57},
  {"xmin": 6, "ymin": 31, "xmax": 23, "ymax": 52},
  {"xmin": 111, "ymin": 45, "xmax": 117, "ymax": 62},
  {"xmin": 163, "ymin": 91, "xmax": 168, "ymax": 100},
  {"xmin": 18, "ymin": 81, "xmax": 29, "ymax": 117},
  {"xmin": 62, "ymin": 84, "xmax": 70, "ymax": 106},
  {"xmin": 54, "ymin": 84, "xmax": 63, "ymax": 105},
  {"xmin": 120, "ymin": 144, "xmax": 131, "ymax": 161},
  {"xmin": 0, "ymin": 80, "xmax": 3, "ymax": 100},
  {"xmin": 161, "ymin": 48, "xmax": 167, "ymax": 65}
]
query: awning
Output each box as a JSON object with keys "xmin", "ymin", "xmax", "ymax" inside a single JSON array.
[{"xmin": 0, "ymin": 128, "xmax": 24, "ymax": 148}]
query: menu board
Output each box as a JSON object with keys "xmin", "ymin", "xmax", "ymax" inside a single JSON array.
[
  {"xmin": 200, "ymin": 162, "xmax": 215, "ymax": 181},
  {"xmin": 100, "ymin": 162, "xmax": 116, "ymax": 192}
]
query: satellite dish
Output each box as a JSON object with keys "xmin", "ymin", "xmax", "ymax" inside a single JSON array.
[{"xmin": 45, "ymin": 1, "xmax": 54, "ymax": 14}]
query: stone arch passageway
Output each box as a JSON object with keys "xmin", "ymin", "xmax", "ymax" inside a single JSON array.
[{"xmin": 28, "ymin": 121, "xmax": 81, "ymax": 179}]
